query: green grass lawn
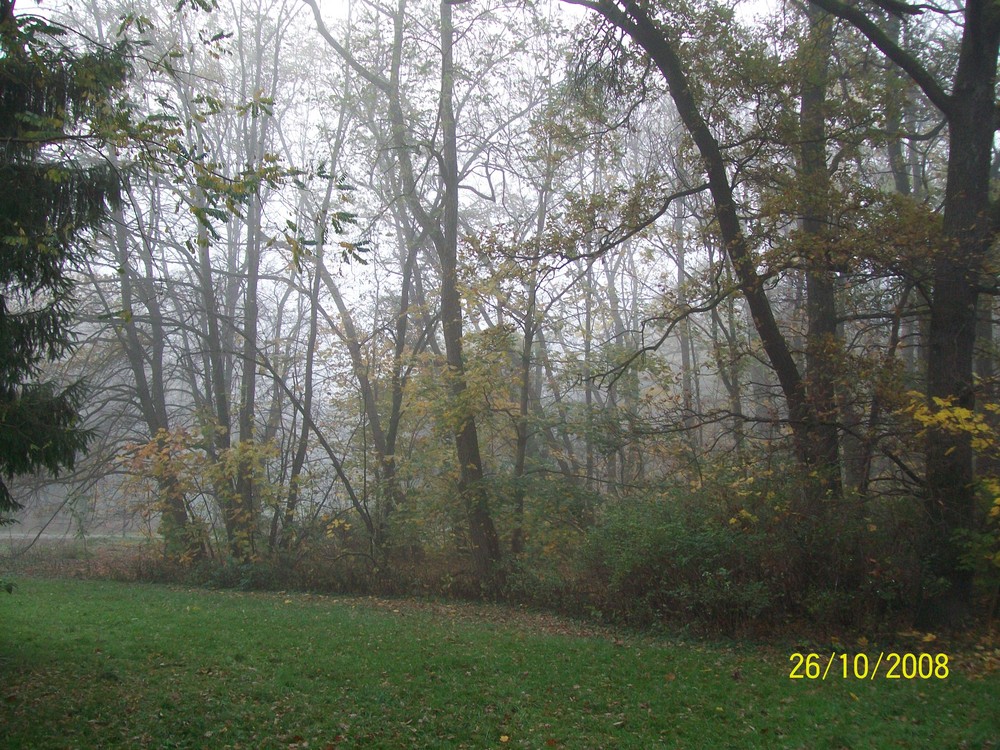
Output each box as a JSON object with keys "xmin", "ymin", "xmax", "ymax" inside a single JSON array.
[{"xmin": 0, "ymin": 579, "xmax": 996, "ymax": 749}]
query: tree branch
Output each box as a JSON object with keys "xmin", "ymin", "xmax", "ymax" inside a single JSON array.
[
  {"xmin": 301, "ymin": 0, "xmax": 391, "ymax": 94},
  {"xmin": 805, "ymin": 0, "xmax": 952, "ymax": 116}
]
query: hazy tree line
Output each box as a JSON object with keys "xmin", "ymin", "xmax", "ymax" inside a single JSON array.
[{"xmin": 6, "ymin": 0, "xmax": 998, "ymax": 630}]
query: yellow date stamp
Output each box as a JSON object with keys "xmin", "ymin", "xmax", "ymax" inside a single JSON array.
[{"xmin": 789, "ymin": 652, "xmax": 950, "ymax": 680}]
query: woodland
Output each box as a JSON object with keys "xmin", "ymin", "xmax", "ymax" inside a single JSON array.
[{"xmin": 2, "ymin": 0, "xmax": 999, "ymax": 635}]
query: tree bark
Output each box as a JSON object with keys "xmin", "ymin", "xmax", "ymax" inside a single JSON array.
[
  {"xmin": 436, "ymin": 0, "xmax": 501, "ymax": 576},
  {"xmin": 799, "ymin": 5, "xmax": 843, "ymax": 498}
]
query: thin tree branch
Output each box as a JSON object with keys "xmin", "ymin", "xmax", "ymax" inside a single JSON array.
[
  {"xmin": 301, "ymin": 0, "xmax": 391, "ymax": 93},
  {"xmin": 804, "ymin": 0, "xmax": 953, "ymax": 116}
]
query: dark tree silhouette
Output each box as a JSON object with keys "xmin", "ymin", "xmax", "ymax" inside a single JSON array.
[{"xmin": 0, "ymin": 0, "xmax": 129, "ymax": 518}]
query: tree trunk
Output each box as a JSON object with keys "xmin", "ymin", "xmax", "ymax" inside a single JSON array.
[
  {"xmin": 922, "ymin": 2, "xmax": 998, "ymax": 627},
  {"xmin": 233, "ymin": 189, "xmax": 262, "ymax": 562},
  {"xmin": 799, "ymin": 5, "xmax": 843, "ymax": 499},
  {"xmin": 675, "ymin": 201, "xmax": 698, "ymax": 445},
  {"xmin": 436, "ymin": 0, "xmax": 501, "ymax": 576},
  {"xmin": 279, "ymin": 241, "xmax": 323, "ymax": 551},
  {"xmin": 511, "ymin": 179, "xmax": 549, "ymax": 555}
]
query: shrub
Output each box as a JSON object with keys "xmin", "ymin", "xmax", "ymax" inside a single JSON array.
[
  {"xmin": 576, "ymin": 475, "xmax": 924, "ymax": 633},
  {"xmin": 580, "ymin": 496, "xmax": 779, "ymax": 630}
]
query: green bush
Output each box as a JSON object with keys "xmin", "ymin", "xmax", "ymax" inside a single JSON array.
[
  {"xmin": 576, "ymin": 475, "xmax": 923, "ymax": 633},
  {"xmin": 581, "ymin": 496, "xmax": 778, "ymax": 629}
]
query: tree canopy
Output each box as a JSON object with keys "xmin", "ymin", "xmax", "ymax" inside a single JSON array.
[{"xmin": 0, "ymin": 0, "xmax": 129, "ymax": 517}]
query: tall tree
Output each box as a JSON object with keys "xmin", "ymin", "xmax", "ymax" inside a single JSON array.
[
  {"xmin": 0, "ymin": 0, "xmax": 129, "ymax": 518},
  {"xmin": 305, "ymin": 0, "xmax": 503, "ymax": 577},
  {"xmin": 797, "ymin": 4, "xmax": 842, "ymax": 498},
  {"xmin": 563, "ymin": 0, "xmax": 828, "ymax": 480},
  {"xmin": 807, "ymin": 0, "xmax": 1000, "ymax": 626}
]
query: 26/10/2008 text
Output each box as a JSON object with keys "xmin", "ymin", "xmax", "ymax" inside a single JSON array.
[{"xmin": 788, "ymin": 652, "xmax": 949, "ymax": 680}]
